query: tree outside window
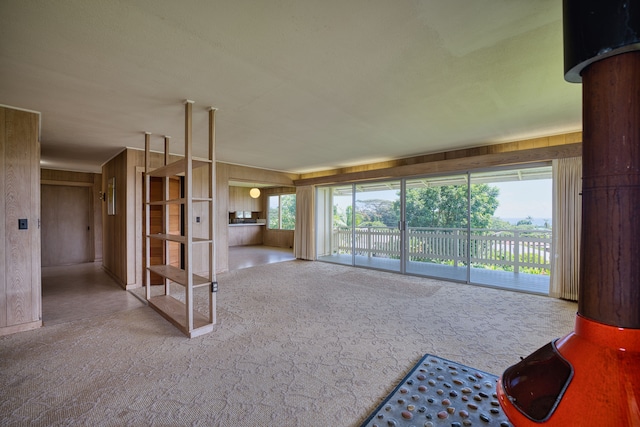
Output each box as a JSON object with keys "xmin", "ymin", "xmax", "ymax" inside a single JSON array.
[{"xmin": 268, "ymin": 194, "xmax": 296, "ymax": 230}]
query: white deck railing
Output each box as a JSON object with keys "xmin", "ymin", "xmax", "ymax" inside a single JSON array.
[{"xmin": 333, "ymin": 227, "xmax": 552, "ymax": 274}]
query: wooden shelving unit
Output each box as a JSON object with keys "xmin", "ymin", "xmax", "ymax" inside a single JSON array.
[{"xmin": 144, "ymin": 100, "xmax": 218, "ymax": 338}]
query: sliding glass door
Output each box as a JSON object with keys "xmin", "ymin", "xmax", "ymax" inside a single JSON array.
[
  {"xmin": 316, "ymin": 164, "xmax": 552, "ymax": 294},
  {"xmin": 316, "ymin": 185, "xmax": 354, "ymax": 266},
  {"xmin": 469, "ymin": 167, "xmax": 552, "ymax": 293},
  {"xmin": 404, "ymin": 174, "xmax": 469, "ymax": 281},
  {"xmin": 353, "ymin": 181, "xmax": 401, "ymax": 272}
]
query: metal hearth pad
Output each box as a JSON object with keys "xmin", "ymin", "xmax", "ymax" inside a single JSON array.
[{"xmin": 361, "ymin": 354, "xmax": 512, "ymax": 427}]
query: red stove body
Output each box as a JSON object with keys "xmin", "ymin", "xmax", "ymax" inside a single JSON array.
[
  {"xmin": 498, "ymin": 1, "xmax": 640, "ymax": 425},
  {"xmin": 497, "ymin": 315, "xmax": 640, "ymax": 426}
]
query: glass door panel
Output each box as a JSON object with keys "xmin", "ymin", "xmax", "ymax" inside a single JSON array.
[
  {"xmin": 354, "ymin": 181, "xmax": 401, "ymax": 272},
  {"xmin": 404, "ymin": 174, "xmax": 469, "ymax": 281},
  {"xmin": 316, "ymin": 185, "xmax": 354, "ymax": 265},
  {"xmin": 469, "ymin": 166, "xmax": 552, "ymax": 294}
]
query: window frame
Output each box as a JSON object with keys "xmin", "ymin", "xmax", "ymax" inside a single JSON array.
[{"xmin": 267, "ymin": 193, "xmax": 296, "ymax": 230}]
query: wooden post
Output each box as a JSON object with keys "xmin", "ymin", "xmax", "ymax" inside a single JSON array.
[
  {"xmin": 144, "ymin": 132, "xmax": 151, "ymax": 301},
  {"xmin": 163, "ymin": 136, "xmax": 171, "ymax": 297},
  {"xmin": 209, "ymin": 107, "xmax": 217, "ymax": 325},
  {"xmin": 184, "ymin": 100, "xmax": 194, "ymax": 332}
]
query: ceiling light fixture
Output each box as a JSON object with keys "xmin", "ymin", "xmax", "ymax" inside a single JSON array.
[{"xmin": 249, "ymin": 188, "xmax": 260, "ymax": 198}]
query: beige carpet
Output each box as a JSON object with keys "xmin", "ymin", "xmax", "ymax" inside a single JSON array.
[{"xmin": 0, "ymin": 260, "xmax": 577, "ymax": 426}]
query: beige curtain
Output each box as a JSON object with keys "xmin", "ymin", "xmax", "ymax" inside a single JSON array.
[
  {"xmin": 550, "ymin": 157, "xmax": 582, "ymax": 300},
  {"xmin": 293, "ymin": 185, "xmax": 315, "ymax": 260}
]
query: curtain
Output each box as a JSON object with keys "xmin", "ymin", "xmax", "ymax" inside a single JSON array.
[
  {"xmin": 550, "ymin": 157, "xmax": 582, "ymax": 300},
  {"xmin": 293, "ymin": 185, "xmax": 315, "ymax": 260}
]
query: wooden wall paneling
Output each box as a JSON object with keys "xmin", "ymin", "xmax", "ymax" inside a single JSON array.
[
  {"xmin": 263, "ymin": 229, "xmax": 294, "ymax": 248},
  {"xmin": 0, "ymin": 107, "xmax": 6, "ymax": 328},
  {"xmin": 251, "ymin": 192, "xmax": 261, "ymax": 212},
  {"xmin": 6, "ymin": 109, "xmax": 29, "ymax": 326},
  {"xmin": 228, "ymin": 225, "xmax": 264, "ymax": 246},
  {"xmin": 102, "ymin": 149, "xmax": 129, "ymax": 288},
  {"xmin": 41, "ymin": 169, "xmax": 94, "ymax": 183},
  {"xmin": 216, "ymin": 164, "xmax": 230, "ymax": 273},
  {"xmin": 221, "ymin": 162, "xmax": 298, "ymax": 186},
  {"xmin": 294, "ymin": 143, "xmax": 583, "ymax": 186},
  {"xmin": 101, "ymin": 148, "xmax": 139, "ymax": 289},
  {"xmin": 228, "ymin": 186, "xmax": 237, "ymax": 212},
  {"xmin": 102, "ymin": 161, "xmax": 113, "ymax": 280},
  {"xmin": 5, "ymin": 108, "xmax": 29, "ymax": 326},
  {"xmin": 40, "ymin": 185, "xmax": 56, "ymax": 267},
  {"xmin": 40, "ymin": 168, "xmax": 94, "ymax": 185},
  {"xmin": 295, "ymin": 133, "xmax": 583, "ymax": 185},
  {"xmin": 3, "ymin": 108, "xmax": 40, "ymax": 330}
]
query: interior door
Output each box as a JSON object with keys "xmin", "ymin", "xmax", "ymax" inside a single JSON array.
[{"xmin": 41, "ymin": 185, "xmax": 92, "ymax": 266}]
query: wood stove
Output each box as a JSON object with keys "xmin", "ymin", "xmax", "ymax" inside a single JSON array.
[{"xmin": 497, "ymin": 2, "xmax": 640, "ymax": 425}]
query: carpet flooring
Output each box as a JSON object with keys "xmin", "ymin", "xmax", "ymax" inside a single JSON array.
[{"xmin": 0, "ymin": 260, "xmax": 577, "ymax": 426}]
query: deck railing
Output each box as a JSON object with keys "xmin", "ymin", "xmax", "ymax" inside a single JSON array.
[{"xmin": 333, "ymin": 226, "xmax": 552, "ymax": 274}]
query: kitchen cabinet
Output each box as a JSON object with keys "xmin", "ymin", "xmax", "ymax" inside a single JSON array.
[
  {"xmin": 228, "ymin": 223, "xmax": 264, "ymax": 246},
  {"xmin": 229, "ymin": 186, "xmax": 261, "ymax": 212}
]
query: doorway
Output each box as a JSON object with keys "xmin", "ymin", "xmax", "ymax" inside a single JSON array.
[{"xmin": 41, "ymin": 184, "xmax": 92, "ymax": 266}]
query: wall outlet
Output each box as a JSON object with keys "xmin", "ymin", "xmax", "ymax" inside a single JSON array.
[{"xmin": 196, "ymin": 216, "xmax": 201, "ymax": 223}]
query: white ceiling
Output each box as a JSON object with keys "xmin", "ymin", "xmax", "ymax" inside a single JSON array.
[{"xmin": 0, "ymin": 0, "xmax": 582, "ymax": 175}]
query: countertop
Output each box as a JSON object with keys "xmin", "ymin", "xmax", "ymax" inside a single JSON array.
[{"xmin": 228, "ymin": 222, "xmax": 266, "ymax": 227}]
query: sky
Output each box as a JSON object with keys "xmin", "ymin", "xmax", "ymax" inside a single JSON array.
[{"xmin": 492, "ymin": 179, "xmax": 552, "ymax": 220}]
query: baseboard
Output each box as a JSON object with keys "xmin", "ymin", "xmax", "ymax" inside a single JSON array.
[
  {"xmin": 101, "ymin": 265, "xmax": 127, "ymax": 290},
  {"xmin": 0, "ymin": 320, "xmax": 42, "ymax": 337}
]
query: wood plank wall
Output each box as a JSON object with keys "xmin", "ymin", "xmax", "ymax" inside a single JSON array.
[
  {"xmin": 101, "ymin": 149, "xmax": 129, "ymax": 288},
  {"xmin": 0, "ymin": 106, "xmax": 42, "ymax": 336},
  {"xmin": 295, "ymin": 132, "xmax": 582, "ymax": 186}
]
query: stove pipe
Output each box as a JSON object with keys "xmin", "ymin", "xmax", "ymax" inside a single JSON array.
[{"xmin": 497, "ymin": 1, "xmax": 640, "ymax": 425}]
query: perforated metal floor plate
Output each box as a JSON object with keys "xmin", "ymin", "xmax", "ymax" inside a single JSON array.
[{"xmin": 361, "ymin": 354, "xmax": 512, "ymax": 427}]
